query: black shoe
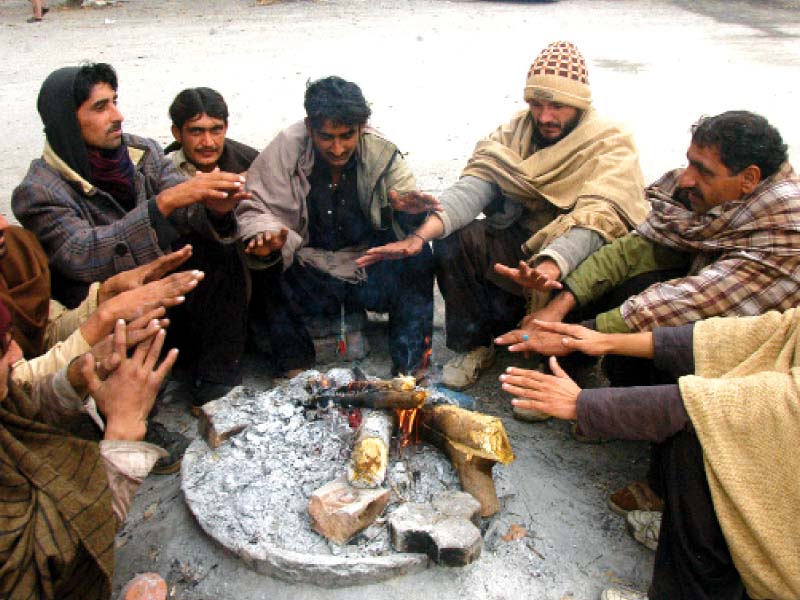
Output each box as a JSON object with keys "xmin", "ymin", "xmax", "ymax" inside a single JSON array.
[
  {"xmin": 190, "ymin": 380, "xmax": 234, "ymax": 417},
  {"xmin": 145, "ymin": 422, "xmax": 190, "ymax": 475}
]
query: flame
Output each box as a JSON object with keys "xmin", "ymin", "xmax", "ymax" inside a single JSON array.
[
  {"xmin": 421, "ymin": 336, "xmax": 432, "ymax": 370},
  {"xmin": 396, "ymin": 408, "xmax": 420, "ymax": 448}
]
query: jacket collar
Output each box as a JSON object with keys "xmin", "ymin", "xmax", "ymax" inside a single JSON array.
[{"xmin": 42, "ymin": 137, "xmax": 145, "ymax": 194}]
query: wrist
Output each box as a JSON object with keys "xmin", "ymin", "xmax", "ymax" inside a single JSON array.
[
  {"xmin": 104, "ymin": 419, "xmax": 147, "ymax": 442},
  {"xmin": 406, "ymin": 232, "xmax": 427, "ymax": 245},
  {"xmin": 80, "ymin": 310, "xmax": 108, "ymax": 346},
  {"xmin": 156, "ymin": 190, "xmax": 176, "ymax": 218}
]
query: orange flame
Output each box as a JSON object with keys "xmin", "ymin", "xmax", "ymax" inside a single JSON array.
[
  {"xmin": 396, "ymin": 408, "xmax": 420, "ymax": 448},
  {"xmin": 421, "ymin": 336, "xmax": 432, "ymax": 371}
]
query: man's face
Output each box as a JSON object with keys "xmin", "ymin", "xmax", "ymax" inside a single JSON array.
[
  {"xmin": 306, "ymin": 119, "xmax": 362, "ymax": 170},
  {"xmin": 171, "ymin": 113, "xmax": 228, "ymax": 172},
  {"xmin": 76, "ymin": 82, "xmax": 124, "ymax": 150},
  {"xmin": 528, "ymin": 99, "xmax": 581, "ymax": 144},
  {"xmin": 0, "ymin": 215, "xmax": 8, "ymax": 260},
  {"xmin": 678, "ymin": 143, "xmax": 751, "ymax": 214}
]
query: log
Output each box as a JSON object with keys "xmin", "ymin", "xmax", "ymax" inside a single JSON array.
[
  {"xmin": 308, "ymin": 476, "xmax": 391, "ymax": 545},
  {"xmin": 347, "ymin": 410, "xmax": 394, "ymax": 488},
  {"xmin": 419, "ymin": 405, "xmax": 515, "ymax": 518},
  {"xmin": 307, "ymin": 376, "xmax": 427, "ymax": 410}
]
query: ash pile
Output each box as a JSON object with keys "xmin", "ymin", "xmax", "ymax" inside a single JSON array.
[{"xmin": 181, "ymin": 368, "xmax": 515, "ymax": 587}]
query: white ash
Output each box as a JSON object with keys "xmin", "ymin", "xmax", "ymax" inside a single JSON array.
[{"xmin": 183, "ymin": 369, "xmax": 462, "ymax": 558}]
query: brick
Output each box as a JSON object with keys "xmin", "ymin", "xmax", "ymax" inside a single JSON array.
[{"xmin": 308, "ymin": 476, "xmax": 391, "ymax": 545}]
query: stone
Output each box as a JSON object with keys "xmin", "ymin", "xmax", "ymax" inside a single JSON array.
[
  {"xmin": 388, "ymin": 491, "xmax": 483, "ymax": 567},
  {"xmin": 308, "ymin": 476, "xmax": 391, "ymax": 545},
  {"xmin": 196, "ymin": 387, "xmax": 250, "ymax": 449}
]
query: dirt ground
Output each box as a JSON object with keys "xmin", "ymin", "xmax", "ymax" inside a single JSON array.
[{"xmin": 1, "ymin": 0, "xmax": 799, "ymax": 598}]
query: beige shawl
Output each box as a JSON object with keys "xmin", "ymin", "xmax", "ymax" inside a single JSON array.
[
  {"xmin": 461, "ymin": 108, "xmax": 648, "ymax": 255},
  {"xmin": 680, "ymin": 309, "xmax": 800, "ymax": 599}
]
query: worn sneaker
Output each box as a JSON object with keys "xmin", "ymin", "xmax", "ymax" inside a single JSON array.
[
  {"xmin": 608, "ymin": 481, "xmax": 664, "ymax": 516},
  {"xmin": 440, "ymin": 346, "xmax": 495, "ymax": 390},
  {"xmin": 145, "ymin": 422, "xmax": 190, "ymax": 475},
  {"xmin": 626, "ymin": 510, "xmax": 661, "ymax": 551},
  {"xmin": 600, "ymin": 587, "xmax": 648, "ymax": 600}
]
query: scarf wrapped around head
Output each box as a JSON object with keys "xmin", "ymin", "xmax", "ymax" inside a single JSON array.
[
  {"xmin": 0, "ymin": 226, "xmax": 51, "ymax": 357},
  {"xmin": 0, "ymin": 295, "xmax": 115, "ymax": 599}
]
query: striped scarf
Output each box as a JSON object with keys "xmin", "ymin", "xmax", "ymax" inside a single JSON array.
[{"xmin": 621, "ymin": 163, "xmax": 800, "ymax": 331}]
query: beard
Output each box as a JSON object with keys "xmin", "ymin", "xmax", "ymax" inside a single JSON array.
[{"xmin": 532, "ymin": 111, "xmax": 582, "ymax": 148}]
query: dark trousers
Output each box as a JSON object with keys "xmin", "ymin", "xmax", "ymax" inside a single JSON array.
[
  {"xmin": 650, "ymin": 431, "xmax": 750, "ymax": 600},
  {"xmin": 164, "ymin": 234, "xmax": 247, "ymax": 385},
  {"xmin": 434, "ymin": 220, "xmax": 530, "ymax": 351},
  {"xmin": 250, "ymin": 243, "xmax": 434, "ymax": 374}
]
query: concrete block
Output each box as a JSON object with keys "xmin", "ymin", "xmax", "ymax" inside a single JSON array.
[{"xmin": 308, "ymin": 476, "xmax": 391, "ymax": 545}]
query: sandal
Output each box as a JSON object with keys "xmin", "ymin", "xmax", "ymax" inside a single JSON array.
[{"xmin": 607, "ymin": 481, "xmax": 664, "ymax": 516}]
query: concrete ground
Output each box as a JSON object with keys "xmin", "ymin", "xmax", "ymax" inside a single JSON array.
[{"xmin": 1, "ymin": 0, "xmax": 800, "ymax": 598}]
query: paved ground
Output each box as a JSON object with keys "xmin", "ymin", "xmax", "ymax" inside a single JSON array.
[{"xmin": 1, "ymin": 0, "xmax": 799, "ymax": 598}]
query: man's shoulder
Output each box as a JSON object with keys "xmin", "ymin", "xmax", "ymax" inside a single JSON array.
[
  {"xmin": 220, "ymin": 137, "xmax": 260, "ymax": 172},
  {"xmin": 123, "ymin": 133, "xmax": 164, "ymax": 157},
  {"xmin": 14, "ymin": 157, "xmax": 71, "ymax": 198}
]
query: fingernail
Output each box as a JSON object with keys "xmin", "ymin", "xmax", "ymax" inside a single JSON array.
[
  {"xmin": 193, "ymin": 270, "xmax": 202, "ymax": 276},
  {"xmin": 176, "ymin": 296, "xmax": 185, "ymax": 302},
  {"xmin": 499, "ymin": 374, "xmax": 507, "ymax": 381},
  {"xmin": 506, "ymin": 367, "xmax": 513, "ymax": 373}
]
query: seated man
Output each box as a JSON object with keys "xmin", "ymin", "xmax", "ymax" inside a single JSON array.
[
  {"xmin": 237, "ymin": 76, "xmax": 434, "ymax": 379},
  {"xmin": 360, "ymin": 41, "xmax": 648, "ymax": 390},
  {"xmin": 164, "ymin": 87, "xmax": 259, "ymax": 176},
  {"xmin": 500, "ymin": 313, "xmax": 800, "ymax": 600},
  {"xmin": 12, "ymin": 63, "xmax": 250, "ymax": 412},
  {"xmin": 0, "ymin": 301, "xmax": 178, "ymax": 600}
]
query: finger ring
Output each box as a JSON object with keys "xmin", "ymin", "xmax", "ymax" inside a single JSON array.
[{"xmin": 522, "ymin": 334, "xmax": 529, "ymax": 341}]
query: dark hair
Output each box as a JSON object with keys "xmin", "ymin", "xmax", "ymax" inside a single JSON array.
[
  {"xmin": 691, "ymin": 111, "xmax": 788, "ymax": 179},
  {"xmin": 304, "ymin": 76, "xmax": 371, "ymax": 130},
  {"xmin": 168, "ymin": 87, "xmax": 229, "ymax": 129},
  {"xmin": 73, "ymin": 63, "xmax": 118, "ymax": 108}
]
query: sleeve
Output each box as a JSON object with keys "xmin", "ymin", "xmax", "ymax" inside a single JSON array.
[
  {"xmin": 652, "ymin": 323, "xmax": 695, "ymax": 377},
  {"xmin": 564, "ymin": 233, "xmax": 691, "ymax": 308},
  {"xmin": 44, "ymin": 283, "xmax": 99, "ymax": 345},
  {"xmin": 15, "ymin": 368, "xmax": 86, "ymax": 426},
  {"xmin": 10, "ymin": 329, "xmax": 92, "ymax": 390},
  {"xmin": 437, "ymin": 176, "xmax": 498, "ymax": 236},
  {"xmin": 534, "ymin": 227, "xmax": 605, "ymax": 279},
  {"xmin": 576, "ymin": 384, "xmax": 690, "ymax": 442},
  {"xmin": 100, "ymin": 440, "xmax": 166, "ymax": 522}
]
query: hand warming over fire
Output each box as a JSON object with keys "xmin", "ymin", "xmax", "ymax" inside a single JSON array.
[
  {"xmin": 355, "ymin": 237, "xmax": 423, "ymax": 268},
  {"xmin": 499, "ymin": 357, "xmax": 580, "ymax": 420},
  {"xmin": 494, "ymin": 258, "xmax": 563, "ymax": 292},
  {"xmin": 494, "ymin": 327, "xmax": 573, "ymax": 357}
]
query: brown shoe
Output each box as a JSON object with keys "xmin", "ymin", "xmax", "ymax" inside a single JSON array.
[{"xmin": 608, "ymin": 481, "xmax": 664, "ymax": 516}]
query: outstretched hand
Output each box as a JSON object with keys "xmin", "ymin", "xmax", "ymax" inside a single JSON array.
[
  {"xmin": 528, "ymin": 320, "xmax": 613, "ymax": 356},
  {"xmin": 245, "ymin": 228, "xmax": 289, "ymax": 257},
  {"xmin": 494, "ymin": 327, "xmax": 573, "ymax": 357},
  {"xmin": 499, "ymin": 356, "xmax": 581, "ymax": 420},
  {"xmin": 389, "ymin": 190, "xmax": 442, "ymax": 214},
  {"xmin": 355, "ymin": 236, "xmax": 425, "ymax": 268},
  {"xmin": 98, "ymin": 245, "xmax": 193, "ymax": 304},
  {"xmin": 494, "ymin": 258, "xmax": 562, "ymax": 292},
  {"xmin": 79, "ymin": 320, "xmax": 179, "ymax": 442}
]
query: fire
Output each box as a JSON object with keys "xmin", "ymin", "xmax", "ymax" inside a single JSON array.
[
  {"xmin": 396, "ymin": 408, "xmax": 420, "ymax": 448},
  {"xmin": 421, "ymin": 336, "xmax": 432, "ymax": 371}
]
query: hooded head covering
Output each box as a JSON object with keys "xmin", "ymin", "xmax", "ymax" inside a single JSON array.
[
  {"xmin": 37, "ymin": 66, "xmax": 92, "ymax": 182},
  {"xmin": 524, "ymin": 41, "xmax": 592, "ymax": 110}
]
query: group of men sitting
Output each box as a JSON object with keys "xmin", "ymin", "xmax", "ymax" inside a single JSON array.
[{"xmin": 1, "ymin": 39, "xmax": 798, "ymax": 599}]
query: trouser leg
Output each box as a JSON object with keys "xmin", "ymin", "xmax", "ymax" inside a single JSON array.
[
  {"xmin": 433, "ymin": 221, "xmax": 529, "ymax": 351},
  {"xmin": 356, "ymin": 242, "xmax": 434, "ymax": 373},
  {"xmin": 165, "ymin": 234, "xmax": 247, "ymax": 385},
  {"xmin": 649, "ymin": 431, "xmax": 750, "ymax": 600},
  {"xmin": 249, "ymin": 263, "xmax": 315, "ymax": 373}
]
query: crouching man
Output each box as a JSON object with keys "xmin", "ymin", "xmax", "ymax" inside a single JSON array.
[{"xmin": 237, "ymin": 76, "xmax": 435, "ymax": 380}]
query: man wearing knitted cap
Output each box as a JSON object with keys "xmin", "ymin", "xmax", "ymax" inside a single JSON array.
[
  {"xmin": 360, "ymin": 41, "xmax": 648, "ymax": 390},
  {"xmin": 12, "ymin": 63, "xmax": 251, "ymax": 414}
]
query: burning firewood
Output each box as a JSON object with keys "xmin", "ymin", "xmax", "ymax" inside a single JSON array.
[
  {"xmin": 347, "ymin": 410, "xmax": 394, "ymax": 489},
  {"xmin": 419, "ymin": 405, "xmax": 514, "ymax": 517},
  {"xmin": 306, "ymin": 376, "xmax": 427, "ymax": 410}
]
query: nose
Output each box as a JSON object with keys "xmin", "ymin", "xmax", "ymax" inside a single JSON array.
[
  {"xmin": 540, "ymin": 106, "xmax": 557, "ymax": 123},
  {"xmin": 678, "ymin": 165, "xmax": 696, "ymax": 188},
  {"xmin": 331, "ymin": 138, "xmax": 344, "ymax": 156},
  {"xmin": 110, "ymin": 103, "xmax": 124, "ymax": 124},
  {"xmin": 202, "ymin": 130, "xmax": 214, "ymax": 147}
]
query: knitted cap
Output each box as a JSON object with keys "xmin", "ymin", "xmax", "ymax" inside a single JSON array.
[{"xmin": 524, "ymin": 41, "xmax": 591, "ymax": 110}]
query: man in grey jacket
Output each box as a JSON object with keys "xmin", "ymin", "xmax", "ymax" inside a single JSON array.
[{"xmin": 236, "ymin": 76, "xmax": 437, "ymax": 379}]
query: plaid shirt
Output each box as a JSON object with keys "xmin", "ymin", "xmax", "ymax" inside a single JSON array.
[
  {"xmin": 12, "ymin": 134, "xmax": 227, "ymax": 302},
  {"xmin": 621, "ymin": 163, "xmax": 800, "ymax": 330}
]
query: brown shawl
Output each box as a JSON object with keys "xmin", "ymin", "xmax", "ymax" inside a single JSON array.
[
  {"xmin": 461, "ymin": 107, "xmax": 648, "ymax": 254},
  {"xmin": 0, "ymin": 226, "xmax": 51, "ymax": 357},
  {"xmin": 680, "ymin": 309, "xmax": 800, "ymax": 599},
  {"xmin": 0, "ymin": 384, "xmax": 115, "ymax": 600}
]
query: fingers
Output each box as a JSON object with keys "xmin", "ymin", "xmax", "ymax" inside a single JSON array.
[
  {"xmin": 111, "ymin": 319, "xmax": 127, "ymax": 357},
  {"xmin": 125, "ymin": 320, "xmax": 161, "ymax": 347},
  {"xmin": 532, "ymin": 319, "xmax": 577, "ymax": 335},
  {"xmin": 146, "ymin": 244, "xmax": 193, "ymax": 281},
  {"xmin": 355, "ymin": 254, "xmax": 384, "ymax": 268},
  {"xmin": 493, "ymin": 263, "xmax": 517, "ymax": 278},
  {"xmin": 153, "ymin": 348, "xmax": 179, "ymax": 383},
  {"xmin": 549, "ymin": 356, "xmax": 568, "ymax": 378},
  {"xmin": 79, "ymin": 353, "xmax": 103, "ymax": 395},
  {"xmin": 494, "ymin": 329, "xmax": 526, "ymax": 346},
  {"xmin": 142, "ymin": 328, "xmax": 167, "ymax": 372}
]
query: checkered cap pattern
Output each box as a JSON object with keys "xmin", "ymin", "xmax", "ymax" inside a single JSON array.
[{"xmin": 528, "ymin": 41, "xmax": 588, "ymax": 85}]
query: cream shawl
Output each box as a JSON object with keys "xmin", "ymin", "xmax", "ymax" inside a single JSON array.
[
  {"xmin": 461, "ymin": 108, "xmax": 648, "ymax": 254},
  {"xmin": 680, "ymin": 309, "xmax": 800, "ymax": 599}
]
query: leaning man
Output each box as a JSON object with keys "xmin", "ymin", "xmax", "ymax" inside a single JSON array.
[{"xmin": 360, "ymin": 41, "xmax": 648, "ymax": 390}]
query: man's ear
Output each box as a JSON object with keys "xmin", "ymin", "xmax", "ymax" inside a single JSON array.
[
  {"xmin": 170, "ymin": 124, "xmax": 182, "ymax": 144},
  {"xmin": 740, "ymin": 164, "xmax": 762, "ymax": 195},
  {"xmin": 304, "ymin": 118, "xmax": 312, "ymax": 136}
]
